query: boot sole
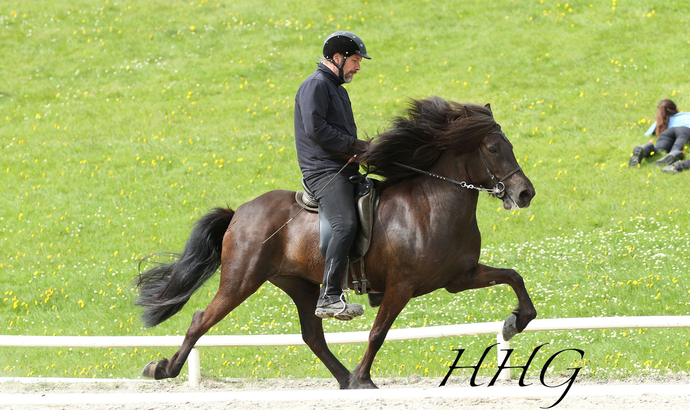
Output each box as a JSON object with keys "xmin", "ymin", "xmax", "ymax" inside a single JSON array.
[
  {"xmin": 654, "ymin": 155, "xmax": 679, "ymax": 166},
  {"xmin": 315, "ymin": 307, "xmax": 364, "ymax": 320},
  {"xmin": 628, "ymin": 146, "xmax": 644, "ymax": 167}
]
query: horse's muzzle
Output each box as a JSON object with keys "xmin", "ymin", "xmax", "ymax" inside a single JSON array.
[{"xmin": 502, "ymin": 177, "xmax": 535, "ymax": 210}]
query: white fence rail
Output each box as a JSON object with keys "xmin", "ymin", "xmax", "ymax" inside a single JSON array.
[{"xmin": 2, "ymin": 316, "xmax": 690, "ymax": 386}]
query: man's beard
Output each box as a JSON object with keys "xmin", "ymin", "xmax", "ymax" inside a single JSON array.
[{"xmin": 343, "ymin": 72, "xmax": 354, "ymax": 83}]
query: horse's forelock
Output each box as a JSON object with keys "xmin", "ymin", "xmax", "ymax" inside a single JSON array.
[{"xmin": 444, "ymin": 103, "xmax": 497, "ymax": 152}]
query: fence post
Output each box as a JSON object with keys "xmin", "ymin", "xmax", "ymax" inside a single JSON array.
[
  {"xmin": 495, "ymin": 333, "xmax": 511, "ymax": 381},
  {"xmin": 188, "ymin": 348, "xmax": 201, "ymax": 387}
]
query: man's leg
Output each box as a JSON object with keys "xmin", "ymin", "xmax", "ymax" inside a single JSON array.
[{"xmin": 305, "ymin": 173, "xmax": 363, "ymax": 320}]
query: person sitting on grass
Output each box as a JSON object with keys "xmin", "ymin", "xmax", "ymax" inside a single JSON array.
[{"xmin": 628, "ymin": 99, "xmax": 689, "ymax": 167}]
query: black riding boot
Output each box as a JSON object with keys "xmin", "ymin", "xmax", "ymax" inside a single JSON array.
[{"xmin": 314, "ymin": 259, "xmax": 364, "ymax": 320}]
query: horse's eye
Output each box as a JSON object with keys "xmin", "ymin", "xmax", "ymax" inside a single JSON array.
[{"xmin": 488, "ymin": 145, "xmax": 498, "ymax": 154}]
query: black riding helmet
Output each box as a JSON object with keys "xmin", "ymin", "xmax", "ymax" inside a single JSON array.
[
  {"xmin": 323, "ymin": 31, "xmax": 371, "ymax": 60},
  {"xmin": 322, "ymin": 31, "xmax": 370, "ymax": 80}
]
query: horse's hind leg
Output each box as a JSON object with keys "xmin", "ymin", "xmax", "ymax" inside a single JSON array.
[
  {"xmin": 446, "ymin": 264, "xmax": 537, "ymax": 341},
  {"xmin": 143, "ymin": 269, "xmax": 266, "ymax": 380},
  {"xmin": 269, "ymin": 275, "xmax": 351, "ymax": 389}
]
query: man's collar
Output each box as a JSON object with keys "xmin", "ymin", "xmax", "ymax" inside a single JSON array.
[{"xmin": 318, "ymin": 62, "xmax": 345, "ymax": 85}]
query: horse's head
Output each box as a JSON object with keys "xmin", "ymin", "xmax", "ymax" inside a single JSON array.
[
  {"xmin": 475, "ymin": 124, "xmax": 535, "ymax": 210},
  {"xmin": 358, "ymin": 97, "xmax": 536, "ymax": 207}
]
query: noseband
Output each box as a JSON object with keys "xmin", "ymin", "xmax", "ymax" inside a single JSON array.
[{"xmin": 391, "ymin": 130, "xmax": 522, "ymax": 198}]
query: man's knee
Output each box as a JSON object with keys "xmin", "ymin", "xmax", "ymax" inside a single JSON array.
[{"xmin": 332, "ymin": 218, "xmax": 357, "ymax": 237}]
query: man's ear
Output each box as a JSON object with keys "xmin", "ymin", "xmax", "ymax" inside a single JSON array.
[
  {"xmin": 332, "ymin": 53, "xmax": 343, "ymax": 66},
  {"xmin": 484, "ymin": 103, "xmax": 492, "ymax": 114}
]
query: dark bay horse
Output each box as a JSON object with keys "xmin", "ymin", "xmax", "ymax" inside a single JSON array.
[{"xmin": 135, "ymin": 97, "xmax": 537, "ymax": 389}]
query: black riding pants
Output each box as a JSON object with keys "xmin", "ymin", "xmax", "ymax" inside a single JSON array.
[
  {"xmin": 304, "ymin": 172, "xmax": 358, "ymax": 299},
  {"xmin": 656, "ymin": 126, "xmax": 690, "ymax": 154}
]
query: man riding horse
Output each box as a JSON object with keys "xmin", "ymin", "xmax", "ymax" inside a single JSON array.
[
  {"xmin": 135, "ymin": 31, "xmax": 537, "ymax": 387},
  {"xmin": 294, "ymin": 31, "xmax": 371, "ymax": 320}
]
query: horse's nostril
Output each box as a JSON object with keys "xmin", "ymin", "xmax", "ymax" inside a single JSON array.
[{"xmin": 519, "ymin": 190, "xmax": 533, "ymax": 203}]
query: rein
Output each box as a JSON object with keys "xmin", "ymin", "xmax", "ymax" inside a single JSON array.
[{"xmin": 392, "ymin": 131, "xmax": 522, "ymax": 198}]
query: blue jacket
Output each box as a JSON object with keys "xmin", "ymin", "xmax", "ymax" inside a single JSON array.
[
  {"xmin": 294, "ymin": 63, "xmax": 360, "ymax": 178},
  {"xmin": 645, "ymin": 112, "xmax": 690, "ymax": 136}
]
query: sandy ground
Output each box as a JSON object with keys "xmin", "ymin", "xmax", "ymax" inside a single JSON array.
[{"xmin": 1, "ymin": 375, "xmax": 690, "ymax": 410}]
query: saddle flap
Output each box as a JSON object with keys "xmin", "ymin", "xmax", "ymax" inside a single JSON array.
[{"xmin": 352, "ymin": 182, "xmax": 377, "ymax": 260}]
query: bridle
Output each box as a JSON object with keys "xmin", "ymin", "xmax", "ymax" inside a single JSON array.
[
  {"xmin": 392, "ymin": 130, "xmax": 522, "ymax": 199},
  {"xmin": 478, "ymin": 130, "xmax": 523, "ymax": 198}
]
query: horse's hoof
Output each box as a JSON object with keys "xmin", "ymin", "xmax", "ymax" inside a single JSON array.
[
  {"xmin": 502, "ymin": 314, "xmax": 519, "ymax": 341},
  {"xmin": 142, "ymin": 358, "xmax": 169, "ymax": 379},
  {"xmin": 142, "ymin": 360, "xmax": 158, "ymax": 379},
  {"xmin": 348, "ymin": 380, "xmax": 378, "ymax": 389},
  {"xmin": 347, "ymin": 374, "xmax": 379, "ymax": 389}
]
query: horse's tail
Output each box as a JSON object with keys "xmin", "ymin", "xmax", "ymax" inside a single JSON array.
[{"xmin": 134, "ymin": 207, "xmax": 234, "ymax": 328}]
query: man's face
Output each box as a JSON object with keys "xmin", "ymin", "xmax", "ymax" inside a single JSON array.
[{"xmin": 337, "ymin": 54, "xmax": 362, "ymax": 83}]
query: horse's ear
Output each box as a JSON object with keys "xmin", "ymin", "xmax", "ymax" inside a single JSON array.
[{"xmin": 484, "ymin": 103, "xmax": 492, "ymax": 114}]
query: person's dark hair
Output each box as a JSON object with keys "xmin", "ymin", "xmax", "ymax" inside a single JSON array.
[{"xmin": 656, "ymin": 99, "xmax": 678, "ymax": 135}]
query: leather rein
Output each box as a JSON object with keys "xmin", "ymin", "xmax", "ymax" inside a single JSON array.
[{"xmin": 391, "ymin": 131, "xmax": 522, "ymax": 199}]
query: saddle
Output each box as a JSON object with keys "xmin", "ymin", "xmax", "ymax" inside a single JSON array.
[{"xmin": 295, "ymin": 176, "xmax": 379, "ymax": 296}]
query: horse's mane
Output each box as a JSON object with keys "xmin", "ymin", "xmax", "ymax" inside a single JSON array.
[{"xmin": 358, "ymin": 96, "xmax": 497, "ymax": 189}]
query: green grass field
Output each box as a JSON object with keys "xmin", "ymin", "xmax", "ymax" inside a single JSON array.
[{"xmin": 1, "ymin": 0, "xmax": 689, "ymax": 382}]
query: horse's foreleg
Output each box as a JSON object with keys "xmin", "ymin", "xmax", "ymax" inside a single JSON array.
[
  {"xmin": 269, "ymin": 276, "xmax": 351, "ymax": 389},
  {"xmin": 446, "ymin": 264, "xmax": 536, "ymax": 341},
  {"xmin": 349, "ymin": 287, "xmax": 413, "ymax": 389},
  {"xmin": 142, "ymin": 274, "xmax": 264, "ymax": 380}
]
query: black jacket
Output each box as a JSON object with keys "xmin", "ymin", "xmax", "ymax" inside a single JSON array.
[{"xmin": 294, "ymin": 63, "xmax": 360, "ymax": 178}]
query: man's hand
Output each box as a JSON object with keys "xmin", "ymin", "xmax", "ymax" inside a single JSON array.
[{"xmin": 348, "ymin": 139, "xmax": 370, "ymax": 156}]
